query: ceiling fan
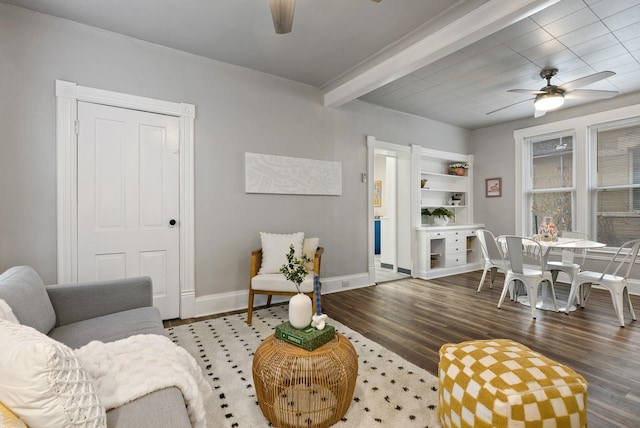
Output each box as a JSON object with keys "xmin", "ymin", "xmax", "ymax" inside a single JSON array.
[
  {"xmin": 487, "ymin": 68, "xmax": 618, "ymax": 118},
  {"xmin": 270, "ymin": 0, "xmax": 382, "ymax": 34}
]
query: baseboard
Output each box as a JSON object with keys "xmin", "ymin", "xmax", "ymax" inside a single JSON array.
[
  {"xmin": 180, "ymin": 290, "xmax": 196, "ymax": 319},
  {"xmin": 193, "ymin": 273, "xmax": 374, "ymax": 319}
]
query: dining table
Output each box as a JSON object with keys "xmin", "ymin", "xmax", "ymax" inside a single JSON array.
[{"xmin": 515, "ymin": 236, "xmax": 606, "ymax": 312}]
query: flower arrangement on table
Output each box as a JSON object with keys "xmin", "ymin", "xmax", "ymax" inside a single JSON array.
[
  {"xmin": 531, "ymin": 197, "xmax": 570, "ymax": 237},
  {"xmin": 280, "ymin": 245, "xmax": 328, "ymax": 330},
  {"xmin": 448, "ymin": 162, "xmax": 469, "ymax": 176}
]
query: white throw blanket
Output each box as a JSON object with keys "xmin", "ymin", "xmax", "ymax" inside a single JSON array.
[{"xmin": 75, "ymin": 334, "xmax": 212, "ymax": 428}]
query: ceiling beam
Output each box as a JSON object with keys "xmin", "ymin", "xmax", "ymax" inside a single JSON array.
[{"xmin": 322, "ymin": 0, "xmax": 562, "ymax": 108}]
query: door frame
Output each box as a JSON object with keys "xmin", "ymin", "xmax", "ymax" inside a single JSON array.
[
  {"xmin": 55, "ymin": 80, "xmax": 196, "ymax": 318},
  {"xmin": 366, "ymin": 136, "xmax": 413, "ymax": 283}
]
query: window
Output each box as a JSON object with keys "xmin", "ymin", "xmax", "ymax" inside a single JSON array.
[
  {"xmin": 591, "ymin": 120, "xmax": 640, "ymax": 247},
  {"xmin": 525, "ymin": 133, "xmax": 574, "ymax": 235},
  {"xmin": 515, "ymin": 105, "xmax": 640, "ymax": 249}
]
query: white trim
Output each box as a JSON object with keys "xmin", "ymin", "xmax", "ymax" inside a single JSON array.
[
  {"xmin": 55, "ymin": 80, "xmax": 197, "ymax": 319},
  {"xmin": 322, "ymin": 0, "xmax": 561, "ymax": 107}
]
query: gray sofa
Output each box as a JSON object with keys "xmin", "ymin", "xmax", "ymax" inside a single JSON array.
[{"xmin": 0, "ymin": 265, "xmax": 192, "ymax": 428}]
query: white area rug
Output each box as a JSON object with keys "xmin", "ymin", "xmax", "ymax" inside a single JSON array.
[{"xmin": 166, "ymin": 305, "xmax": 441, "ymax": 428}]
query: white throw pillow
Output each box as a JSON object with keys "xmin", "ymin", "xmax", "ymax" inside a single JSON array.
[
  {"xmin": 0, "ymin": 298, "xmax": 19, "ymax": 324},
  {"xmin": 302, "ymin": 237, "xmax": 320, "ymax": 272},
  {"xmin": 259, "ymin": 232, "xmax": 304, "ymax": 274},
  {"xmin": 0, "ymin": 319, "xmax": 106, "ymax": 428}
]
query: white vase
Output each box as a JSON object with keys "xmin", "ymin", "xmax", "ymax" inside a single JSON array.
[
  {"xmin": 288, "ymin": 293, "xmax": 312, "ymax": 329},
  {"xmin": 433, "ymin": 217, "xmax": 449, "ymax": 226}
]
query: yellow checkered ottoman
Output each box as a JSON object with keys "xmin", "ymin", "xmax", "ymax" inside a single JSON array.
[{"xmin": 438, "ymin": 339, "xmax": 588, "ymax": 428}]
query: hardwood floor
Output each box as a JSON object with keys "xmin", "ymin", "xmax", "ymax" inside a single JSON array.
[
  {"xmin": 166, "ymin": 271, "xmax": 640, "ymax": 427},
  {"xmin": 322, "ymin": 272, "xmax": 640, "ymax": 428}
]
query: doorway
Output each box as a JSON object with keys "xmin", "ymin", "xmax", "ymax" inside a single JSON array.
[
  {"xmin": 55, "ymin": 80, "xmax": 197, "ymax": 319},
  {"xmin": 367, "ymin": 137, "xmax": 412, "ymax": 283}
]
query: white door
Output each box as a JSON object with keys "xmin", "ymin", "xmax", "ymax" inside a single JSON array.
[{"xmin": 77, "ymin": 101, "xmax": 180, "ymax": 319}]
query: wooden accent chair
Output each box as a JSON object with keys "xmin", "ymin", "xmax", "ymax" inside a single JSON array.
[{"xmin": 247, "ymin": 246, "xmax": 324, "ymax": 325}]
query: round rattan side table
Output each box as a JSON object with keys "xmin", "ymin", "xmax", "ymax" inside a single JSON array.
[{"xmin": 252, "ymin": 332, "xmax": 358, "ymax": 428}]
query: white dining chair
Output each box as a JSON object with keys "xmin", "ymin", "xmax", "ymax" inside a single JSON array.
[
  {"xmin": 475, "ymin": 229, "xmax": 508, "ymax": 292},
  {"xmin": 565, "ymin": 239, "xmax": 640, "ymax": 327},
  {"xmin": 498, "ymin": 235, "xmax": 558, "ymax": 319},
  {"xmin": 547, "ymin": 231, "xmax": 589, "ymax": 304}
]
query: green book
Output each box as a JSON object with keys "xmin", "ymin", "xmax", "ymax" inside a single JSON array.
[{"xmin": 275, "ymin": 321, "xmax": 336, "ymax": 352}]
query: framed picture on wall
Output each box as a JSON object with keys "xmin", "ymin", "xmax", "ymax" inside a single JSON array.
[
  {"xmin": 374, "ymin": 181, "xmax": 382, "ymax": 207},
  {"xmin": 485, "ymin": 177, "xmax": 502, "ymax": 197}
]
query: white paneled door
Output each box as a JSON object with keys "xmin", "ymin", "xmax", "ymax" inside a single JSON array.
[{"xmin": 77, "ymin": 102, "xmax": 180, "ymax": 319}]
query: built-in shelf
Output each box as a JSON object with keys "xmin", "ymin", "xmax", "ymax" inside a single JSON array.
[{"xmin": 412, "ymin": 146, "xmax": 483, "ymax": 280}]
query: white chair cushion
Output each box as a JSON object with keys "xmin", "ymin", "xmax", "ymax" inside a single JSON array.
[
  {"xmin": 302, "ymin": 237, "xmax": 319, "ymax": 271},
  {"xmin": 259, "ymin": 232, "xmax": 304, "ymax": 274},
  {"xmin": 0, "ymin": 319, "xmax": 106, "ymax": 428},
  {"xmin": 251, "ymin": 273, "xmax": 314, "ymax": 293}
]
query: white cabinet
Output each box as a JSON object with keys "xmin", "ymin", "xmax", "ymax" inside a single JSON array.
[{"xmin": 415, "ymin": 225, "xmax": 484, "ymax": 279}]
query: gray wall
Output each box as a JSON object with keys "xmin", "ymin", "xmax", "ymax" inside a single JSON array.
[{"xmin": 0, "ymin": 4, "xmax": 470, "ymax": 300}]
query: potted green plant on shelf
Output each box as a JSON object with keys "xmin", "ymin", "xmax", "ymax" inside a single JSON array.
[{"xmin": 423, "ymin": 207, "xmax": 455, "ymax": 226}]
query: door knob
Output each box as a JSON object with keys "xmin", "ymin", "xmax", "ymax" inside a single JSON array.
[{"xmin": 169, "ymin": 219, "xmax": 177, "ymax": 226}]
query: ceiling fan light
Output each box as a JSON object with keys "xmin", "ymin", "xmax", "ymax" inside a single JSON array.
[
  {"xmin": 534, "ymin": 93, "xmax": 564, "ymax": 111},
  {"xmin": 270, "ymin": 0, "xmax": 295, "ymax": 34}
]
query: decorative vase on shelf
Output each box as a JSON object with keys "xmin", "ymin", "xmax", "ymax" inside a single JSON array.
[{"xmin": 288, "ymin": 293, "xmax": 312, "ymax": 329}]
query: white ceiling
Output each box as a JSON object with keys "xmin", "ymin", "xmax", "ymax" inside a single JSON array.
[{"xmin": 3, "ymin": 0, "xmax": 640, "ymax": 129}]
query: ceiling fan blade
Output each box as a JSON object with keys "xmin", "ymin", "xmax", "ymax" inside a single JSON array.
[
  {"xmin": 564, "ymin": 89, "xmax": 619, "ymax": 100},
  {"xmin": 558, "ymin": 71, "xmax": 615, "ymax": 92},
  {"xmin": 486, "ymin": 98, "xmax": 534, "ymax": 115},
  {"xmin": 270, "ymin": 0, "xmax": 295, "ymax": 34},
  {"xmin": 534, "ymin": 109, "xmax": 547, "ymax": 118},
  {"xmin": 508, "ymin": 89, "xmax": 547, "ymax": 95}
]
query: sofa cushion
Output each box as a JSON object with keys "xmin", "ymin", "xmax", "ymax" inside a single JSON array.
[
  {"xmin": 0, "ymin": 319, "xmax": 106, "ymax": 428},
  {"xmin": 106, "ymin": 388, "xmax": 191, "ymax": 428},
  {"xmin": 259, "ymin": 232, "xmax": 304, "ymax": 274},
  {"xmin": 0, "ymin": 266, "xmax": 56, "ymax": 333},
  {"xmin": 49, "ymin": 306, "xmax": 164, "ymax": 349}
]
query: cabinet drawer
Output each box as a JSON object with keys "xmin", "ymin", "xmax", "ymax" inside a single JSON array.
[
  {"xmin": 447, "ymin": 245, "xmax": 465, "ymax": 256},
  {"xmin": 446, "ymin": 236, "xmax": 465, "ymax": 247},
  {"xmin": 430, "ymin": 231, "xmax": 445, "ymax": 238},
  {"xmin": 446, "ymin": 255, "xmax": 466, "ymax": 266}
]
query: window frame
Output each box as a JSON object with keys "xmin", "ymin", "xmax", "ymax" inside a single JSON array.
[
  {"xmin": 514, "ymin": 103, "xmax": 640, "ymax": 251},
  {"xmin": 525, "ymin": 132, "xmax": 576, "ymax": 235}
]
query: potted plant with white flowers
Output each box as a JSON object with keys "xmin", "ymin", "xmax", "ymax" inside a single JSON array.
[{"xmin": 448, "ymin": 162, "xmax": 469, "ymax": 176}]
